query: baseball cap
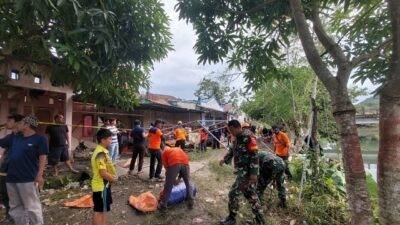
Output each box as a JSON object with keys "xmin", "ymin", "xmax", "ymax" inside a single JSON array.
[{"xmin": 22, "ymin": 115, "xmax": 39, "ymax": 128}]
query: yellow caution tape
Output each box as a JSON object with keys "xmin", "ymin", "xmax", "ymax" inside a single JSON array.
[{"xmin": 37, "ymin": 121, "xmax": 132, "ymax": 131}]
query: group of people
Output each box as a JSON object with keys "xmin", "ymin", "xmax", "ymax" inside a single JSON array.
[
  {"xmin": 0, "ymin": 115, "xmax": 195, "ymax": 225},
  {"xmin": 0, "ymin": 113, "xmax": 83, "ymax": 224},
  {"xmin": 128, "ymin": 119, "xmax": 226, "ymax": 178},
  {"xmin": 0, "ymin": 113, "xmax": 292, "ymax": 225},
  {"xmin": 128, "ymin": 119, "xmax": 170, "ymax": 180},
  {"xmin": 199, "ymin": 124, "xmax": 224, "ymax": 151},
  {"xmin": 92, "ymin": 119, "xmax": 193, "ymax": 225},
  {"xmin": 219, "ymin": 120, "xmax": 292, "ymax": 225},
  {"xmin": 260, "ymin": 125, "xmax": 293, "ymax": 179}
]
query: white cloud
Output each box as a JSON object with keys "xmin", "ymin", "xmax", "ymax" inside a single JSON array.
[
  {"xmin": 150, "ymin": 0, "xmax": 376, "ymax": 102},
  {"xmin": 149, "ymin": 0, "xmax": 227, "ymax": 100},
  {"xmin": 349, "ymin": 78, "xmax": 379, "ymax": 103}
]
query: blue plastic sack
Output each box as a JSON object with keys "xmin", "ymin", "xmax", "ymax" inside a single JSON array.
[{"xmin": 167, "ymin": 182, "xmax": 197, "ymax": 205}]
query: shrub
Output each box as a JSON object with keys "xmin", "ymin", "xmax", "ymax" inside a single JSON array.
[{"xmin": 289, "ymin": 155, "xmax": 349, "ymax": 224}]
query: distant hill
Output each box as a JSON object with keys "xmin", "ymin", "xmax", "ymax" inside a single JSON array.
[{"xmin": 356, "ymin": 96, "xmax": 379, "ymax": 115}]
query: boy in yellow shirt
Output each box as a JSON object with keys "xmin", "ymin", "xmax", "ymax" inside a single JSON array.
[{"xmin": 91, "ymin": 129, "xmax": 117, "ymax": 225}]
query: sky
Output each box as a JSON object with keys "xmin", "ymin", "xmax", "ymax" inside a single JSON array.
[
  {"xmin": 149, "ymin": 0, "xmax": 377, "ymax": 103},
  {"xmin": 149, "ymin": 0, "xmax": 226, "ymax": 100}
]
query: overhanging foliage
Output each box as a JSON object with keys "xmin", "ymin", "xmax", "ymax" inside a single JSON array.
[{"xmin": 0, "ymin": 0, "xmax": 172, "ymax": 109}]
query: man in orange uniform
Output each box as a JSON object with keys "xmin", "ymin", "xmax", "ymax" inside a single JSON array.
[
  {"xmin": 158, "ymin": 147, "xmax": 193, "ymax": 210},
  {"xmin": 148, "ymin": 120, "xmax": 164, "ymax": 181},
  {"xmin": 174, "ymin": 121, "xmax": 187, "ymax": 150},
  {"xmin": 199, "ymin": 128, "xmax": 208, "ymax": 151},
  {"xmin": 271, "ymin": 125, "xmax": 292, "ymax": 179}
]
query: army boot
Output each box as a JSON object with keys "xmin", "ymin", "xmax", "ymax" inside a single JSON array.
[
  {"xmin": 278, "ymin": 197, "xmax": 287, "ymax": 208},
  {"xmin": 246, "ymin": 216, "xmax": 266, "ymax": 225},
  {"xmin": 220, "ymin": 214, "xmax": 236, "ymax": 225}
]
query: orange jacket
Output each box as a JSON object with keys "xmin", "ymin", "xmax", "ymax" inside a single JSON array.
[
  {"xmin": 273, "ymin": 131, "xmax": 291, "ymax": 157},
  {"xmin": 148, "ymin": 127, "xmax": 163, "ymax": 150},
  {"xmin": 200, "ymin": 130, "xmax": 208, "ymax": 141},
  {"xmin": 247, "ymin": 135, "xmax": 259, "ymax": 153},
  {"xmin": 162, "ymin": 147, "xmax": 189, "ymax": 168},
  {"xmin": 174, "ymin": 128, "xmax": 187, "ymax": 141}
]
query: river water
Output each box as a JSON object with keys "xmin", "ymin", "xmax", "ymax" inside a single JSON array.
[{"xmin": 324, "ymin": 145, "xmax": 378, "ymax": 182}]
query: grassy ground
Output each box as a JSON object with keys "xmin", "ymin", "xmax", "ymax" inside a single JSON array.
[
  {"xmin": 140, "ymin": 159, "xmax": 301, "ymax": 225},
  {"xmin": 187, "ymin": 148, "xmax": 222, "ymax": 161},
  {"xmin": 139, "ymin": 159, "xmax": 232, "ymax": 225}
]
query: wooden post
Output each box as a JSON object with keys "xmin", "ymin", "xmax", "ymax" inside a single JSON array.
[{"xmin": 65, "ymin": 92, "xmax": 73, "ymax": 156}]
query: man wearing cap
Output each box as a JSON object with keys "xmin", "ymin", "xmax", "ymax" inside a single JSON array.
[
  {"xmin": 0, "ymin": 115, "xmax": 48, "ymax": 225},
  {"xmin": 174, "ymin": 121, "xmax": 187, "ymax": 150},
  {"xmin": 0, "ymin": 114, "xmax": 24, "ymax": 222},
  {"xmin": 219, "ymin": 120, "xmax": 264, "ymax": 225}
]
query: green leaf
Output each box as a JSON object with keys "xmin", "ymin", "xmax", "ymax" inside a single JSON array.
[
  {"xmin": 0, "ymin": 0, "xmax": 172, "ymax": 109},
  {"xmin": 57, "ymin": 0, "xmax": 65, "ymax": 6},
  {"xmin": 73, "ymin": 62, "xmax": 80, "ymax": 71},
  {"xmin": 71, "ymin": 0, "xmax": 81, "ymax": 16}
]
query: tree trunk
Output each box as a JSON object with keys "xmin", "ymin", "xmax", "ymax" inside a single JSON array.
[
  {"xmin": 378, "ymin": 1, "xmax": 400, "ymax": 224},
  {"xmin": 288, "ymin": 0, "xmax": 373, "ymax": 223},
  {"xmin": 332, "ymin": 100, "xmax": 374, "ymax": 225},
  {"xmin": 378, "ymin": 91, "xmax": 400, "ymax": 224}
]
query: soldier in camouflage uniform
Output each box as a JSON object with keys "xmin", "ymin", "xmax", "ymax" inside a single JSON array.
[
  {"xmin": 219, "ymin": 120, "xmax": 265, "ymax": 225},
  {"xmin": 257, "ymin": 151, "xmax": 286, "ymax": 208}
]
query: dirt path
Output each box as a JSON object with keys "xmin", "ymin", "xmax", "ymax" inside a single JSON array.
[
  {"xmin": 34, "ymin": 149, "xmax": 225, "ymax": 225},
  {"xmin": 1, "ymin": 148, "xmax": 302, "ymax": 225}
]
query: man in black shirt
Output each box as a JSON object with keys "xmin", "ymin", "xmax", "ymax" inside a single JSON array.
[
  {"xmin": 128, "ymin": 120, "xmax": 147, "ymax": 175},
  {"xmin": 46, "ymin": 114, "xmax": 78, "ymax": 176},
  {"xmin": 211, "ymin": 126, "xmax": 222, "ymax": 149}
]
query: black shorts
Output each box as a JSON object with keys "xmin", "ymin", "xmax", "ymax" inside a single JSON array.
[
  {"xmin": 93, "ymin": 187, "xmax": 112, "ymax": 212},
  {"xmin": 175, "ymin": 140, "xmax": 186, "ymax": 149},
  {"xmin": 48, "ymin": 146, "xmax": 69, "ymax": 166}
]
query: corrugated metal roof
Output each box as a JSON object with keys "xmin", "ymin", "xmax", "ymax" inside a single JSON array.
[{"xmin": 199, "ymin": 99, "xmax": 224, "ymax": 112}]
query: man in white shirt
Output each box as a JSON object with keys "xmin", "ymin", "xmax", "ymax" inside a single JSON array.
[{"xmin": 106, "ymin": 118, "xmax": 119, "ymax": 163}]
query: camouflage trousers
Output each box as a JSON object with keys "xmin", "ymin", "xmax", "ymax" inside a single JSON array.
[
  {"xmin": 228, "ymin": 176, "xmax": 264, "ymax": 221},
  {"xmin": 257, "ymin": 165, "xmax": 286, "ymax": 203}
]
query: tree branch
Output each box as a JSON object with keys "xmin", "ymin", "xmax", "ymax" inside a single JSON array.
[
  {"xmin": 227, "ymin": 0, "xmax": 276, "ymax": 30},
  {"xmin": 310, "ymin": 5, "xmax": 353, "ymax": 85},
  {"xmin": 232, "ymin": 0, "xmax": 276, "ymax": 16},
  {"xmin": 311, "ymin": 7, "xmax": 349, "ymax": 69},
  {"xmin": 0, "ymin": 53, "xmax": 52, "ymax": 67},
  {"xmin": 318, "ymin": 2, "xmax": 381, "ymax": 61},
  {"xmin": 350, "ymin": 39, "xmax": 392, "ymax": 68},
  {"xmin": 289, "ymin": 0, "xmax": 337, "ymax": 90}
]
